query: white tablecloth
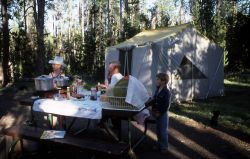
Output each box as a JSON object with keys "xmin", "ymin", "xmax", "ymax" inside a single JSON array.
[{"xmin": 33, "ymin": 99, "xmax": 103, "ymax": 119}]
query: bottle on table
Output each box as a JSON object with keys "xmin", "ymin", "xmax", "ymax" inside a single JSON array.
[
  {"xmin": 90, "ymin": 87, "xmax": 97, "ymax": 100},
  {"xmin": 66, "ymin": 86, "xmax": 71, "ymax": 100},
  {"xmin": 96, "ymin": 82, "xmax": 100, "ymax": 91},
  {"xmin": 71, "ymin": 84, "xmax": 77, "ymax": 97}
]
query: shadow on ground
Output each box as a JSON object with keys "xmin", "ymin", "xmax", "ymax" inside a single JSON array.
[{"xmin": 0, "ymin": 85, "xmax": 250, "ymax": 159}]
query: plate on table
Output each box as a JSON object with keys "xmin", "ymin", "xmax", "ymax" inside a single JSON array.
[
  {"xmin": 31, "ymin": 96, "xmax": 40, "ymax": 100},
  {"xmin": 70, "ymin": 96, "xmax": 85, "ymax": 101}
]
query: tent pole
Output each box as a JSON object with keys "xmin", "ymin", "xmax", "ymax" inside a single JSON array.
[
  {"xmin": 191, "ymin": 31, "xmax": 196, "ymax": 101},
  {"xmin": 126, "ymin": 49, "xmax": 129, "ymax": 75},
  {"xmin": 124, "ymin": 50, "xmax": 127, "ymax": 75}
]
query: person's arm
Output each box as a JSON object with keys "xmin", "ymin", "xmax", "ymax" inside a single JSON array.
[
  {"xmin": 48, "ymin": 72, "xmax": 53, "ymax": 77},
  {"xmin": 109, "ymin": 75, "xmax": 117, "ymax": 87},
  {"xmin": 160, "ymin": 90, "xmax": 170, "ymax": 115},
  {"xmin": 98, "ymin": 78, "xmax": 109, "ymax": 89},
  {"xmin": 145, "ymin": 97, "xmax": 155, "ymax": 108}
]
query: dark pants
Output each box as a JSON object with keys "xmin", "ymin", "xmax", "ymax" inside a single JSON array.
[{"xmin": 156, "ymin": 112, "xmax": 168, "ymax": 150}]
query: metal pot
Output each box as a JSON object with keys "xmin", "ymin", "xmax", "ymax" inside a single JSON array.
[
  {"xmin": 34, "ymin": 75, "xmax": 53, "ymax": 91},
  {"xmin": 54, "ymin": 76, "xmax": 69, "ymax": 88}
]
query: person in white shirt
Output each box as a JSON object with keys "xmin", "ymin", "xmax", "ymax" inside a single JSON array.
[
  {"xmin": 98, "ymin": 61, "xmax": 123, "ymax": 134},
  {"xmin": 100, "ymin": 61, "xmax": 123, "ymax": 88}
]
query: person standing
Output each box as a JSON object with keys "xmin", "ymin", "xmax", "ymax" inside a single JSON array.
[{"xmin": 152, "ymin": 73, "xmax": 171, "ymax": 154}]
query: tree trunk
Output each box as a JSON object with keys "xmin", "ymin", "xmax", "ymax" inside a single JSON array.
[
  {"xmin": 68, "ymin": 0, "xmax": 72, "ymax": 42},
  {"xmin": 179, "ymin": 0, "xmax": 184, "ymax": 24},
  {"xmin": 107, "ymin": 0, "xmax": 113, "ymax": 45},
  {"xmin": 33, "ymin": 0, "xmax": 45, "ymax": 75},
  {"xmin": 1, "ymin": 0, "xmax": 10, "ymax": 86},
  {"xmin": 124, "ymin": 0, "xmax": 129, "ymax": 16},
  {"xmin": 107, "ymin": 0, "xmax": 110, "ymax": 33},
  {"xmin": 24, "ymin": 0, "xmax": 27, "ymax": 34},
  {"xmin": 120, "ymin": 0, "xmax": 123, "ymax": 38},
  {"xmin": 80, "ymin": 0, "xmax": 85, "ymax": 41},
  {"xmin": 93, "ymin": 0, "xmax": 97, "ymax": 30}
]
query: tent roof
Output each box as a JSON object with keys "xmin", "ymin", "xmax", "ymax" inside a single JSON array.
[{"xmin": 110, "ymin": 23, "xmax": 190, "ymax": 49}]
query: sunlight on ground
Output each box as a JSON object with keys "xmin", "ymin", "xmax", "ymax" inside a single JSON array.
[
  {"xmin": 170, "ymin": 112, "xmax": 250, "ymax": 157},
  {"xmin": 169, "ymin": 127, "xmax": 221, "ymax": 159},
  {"xmin": 132, "ymin": 111, "xmax": 250, "ymax": 159},
  {"xmin": 0, "ymin": 113, "xmax": 16, "ymax": 128},
  {"xmin": 132, "ymin": 122, "xmax": 192, "ymax": 159},
  {"xmin": 224, "ymin": 79, "xmax": 250, "ymax": 87},
  {"xmin": 132, "ymin": 121, "xmax": 220, "ymax": 159}
]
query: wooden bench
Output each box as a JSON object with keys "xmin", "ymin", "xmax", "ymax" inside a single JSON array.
[{"xmin": 3, "ymin": 125, "xmax": 129, "ymax": 158}]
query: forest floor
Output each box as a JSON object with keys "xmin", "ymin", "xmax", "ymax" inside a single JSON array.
[{"xmin": 0, "ymin": 80, "xmax": 250, "ymax": 159}]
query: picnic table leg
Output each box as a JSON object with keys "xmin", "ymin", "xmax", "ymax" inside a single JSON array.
[
  {"xmin": 128, "ymin": 118, "xmax": 132, "ymax": 149},
  {"xmin": 8, "ymin": 138, "xmax": 22, "ymax": 159},
  {"xmin": 58, "ymin": 116, "xmax": 67, "ymax": 130},
  {"xmin": 74, "ymin": 119, "xmax": 91, "ymax": 135},
  {"xmin": 30, "ymin": 104, "xmax": 37, "ymax": 126},
  {"xmin": 66, "ymin": 117, "xmax": 77, "ymax": 132},
  {"xmin": 102, "ymin": 121, "xmax": 120, "ymax": 141},
  {"xmin": 26, "ymin": 105, "xmax": 37, "ymax": 126},
  {"xmin": 118, "ymin": 119, "xmax": 122, "ymax": 141},
  {"xmin": 128, "ymin": 118, "xmax": 137, "ymax": 158},
  {"xmin": 62, "ymin": 116, "xmax": 67, "ymax": 130},
  {"xmin": 131, "ymin": 121, "xmax": 147, "ymax": 150},
  {"xmin": 48, "ymin": 114, "xmax": 53, "ymax": 129}
]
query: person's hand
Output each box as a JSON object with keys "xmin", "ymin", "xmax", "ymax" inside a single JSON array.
[
  {"xmin": 153, "ymin": 111, "xmax": 161, "ymax": 118},
  {"xmin": 145, "ymin": 98, "xmax": 154, "ymax": 108},
  {"xmin": 99, "ymin": 84, "xmax": 107, "ymax": 89},
  {"xmin": 71, "ymin": 93, "xmax": 84, "ymax": 99},
  {"xmin": 76, "ymin": 94, "xmax": 84, "ymax": 99}
]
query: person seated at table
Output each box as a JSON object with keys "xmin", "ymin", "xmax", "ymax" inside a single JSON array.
[
  {"xmin": 48, "ymin": 55, "xmax": 66, "ymax": 88},
  {"xmin": 98, "ymin": 61, "xmax": 123, "ymax": 133},
  {"xmin": 71, "ymin": 75, "xmax": 85, "ymax": 99},
  {"xmin": 99, "ymin": 61, "xmax": 123, "ymax": 89},
  {"xmin": 48, "ymin": 54, "xmax": 66, "ymax": 128}
]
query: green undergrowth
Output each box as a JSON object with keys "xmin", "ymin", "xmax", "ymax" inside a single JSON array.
[{"xmin": 171, "ymin": 79, "xmax": 250, "ymax": 136}]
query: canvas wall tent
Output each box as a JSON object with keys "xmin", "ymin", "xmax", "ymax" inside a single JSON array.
[{"xmin": 105, "ymin": 24, "xmax": 224, "ymax": 101}]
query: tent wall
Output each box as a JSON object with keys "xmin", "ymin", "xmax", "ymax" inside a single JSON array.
[
  {"xmin": 185, "ymin": 28, "xmax": 224, "ymax": 98},
  {"xmin": 170, "ymin": 27, "xmax": 224, "ymax": 100},
  {"xmin": 172, "ymin": 28, "xmax": 210, "ymax": 100},
  {"xmin": 131, "ymin": 45, "xmax": 155, "ymax": 96},
  {"xmin": 206, "ymin": 44, "xmax": 224, "ymax": 97}
]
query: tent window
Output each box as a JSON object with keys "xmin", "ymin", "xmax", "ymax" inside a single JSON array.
[
  {"xmin": 177, "ymin": 56, "xmax": 206, "ymax": 79},
  {"xmin": 118, "ymin": 49, "xmax": 133, "ymax": 76}
]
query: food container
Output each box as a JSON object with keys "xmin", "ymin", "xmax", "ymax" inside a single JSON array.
[
  {"xmin": 54, "ymin": 76, "xmax": 69, "ymax": 88},
  {"xmin": 103, "ymin": 77, "xmax": 139, "ymax": 110},
  {"xmin": 106, "ymin": 77, "xmax": 128, "ymax": 97},
  {"xmin": 34, "ymin": 75, "xmax": 53, "ymax": 91}
]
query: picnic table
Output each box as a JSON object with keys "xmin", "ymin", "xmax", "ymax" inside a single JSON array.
[{"xmin": 4, "ymin": 91, "xmax": 153, "ymax": 158}]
